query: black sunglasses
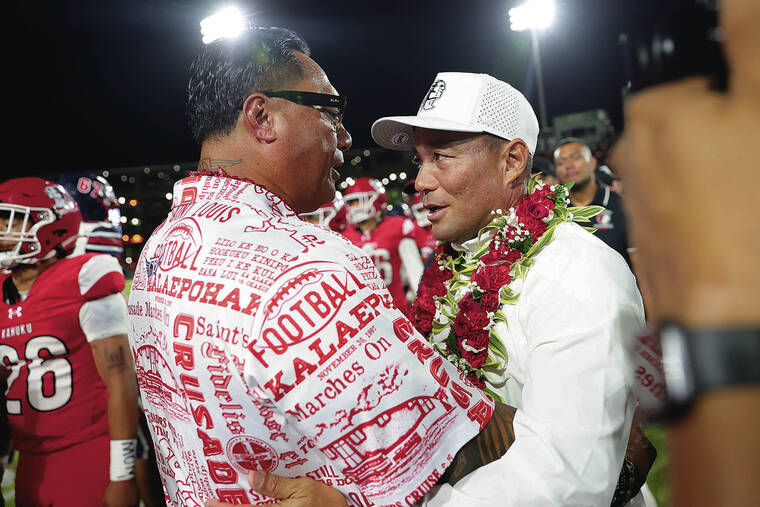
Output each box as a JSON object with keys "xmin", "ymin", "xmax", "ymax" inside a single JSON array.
[{"xmin": 261, "ymin": 90, "xmax": 347, "ymax": 128}]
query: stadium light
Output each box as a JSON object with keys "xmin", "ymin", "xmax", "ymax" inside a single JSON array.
[
  {"xmin": 201, "ymin": 6, "xmax": 249, "ymax": 45},
  {"xmin": 508, "ymin": 0, "xmax": 555, "ymax": 32},
  {"xmin": 508, "ymin": 0, "xmax": 555, "ymax": 128}
]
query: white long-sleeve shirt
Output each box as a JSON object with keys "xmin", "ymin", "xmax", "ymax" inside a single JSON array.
[{"xmin": 424, "ymin": 222, "xmax": 646, "ymax": 506}]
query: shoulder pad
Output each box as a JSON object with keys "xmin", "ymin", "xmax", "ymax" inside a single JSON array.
[
  {"xmin": 78, "ymin": 254, "xmax": 126, "ymax": 300},
  {"xmin": 401, "ymin": 218, "xmax": 416, "ymax": 236}
]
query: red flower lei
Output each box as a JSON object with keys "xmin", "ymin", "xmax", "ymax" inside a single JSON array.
[{"xmin": 411, "ymin": 180, "xmax": 578, "ymax": 392}]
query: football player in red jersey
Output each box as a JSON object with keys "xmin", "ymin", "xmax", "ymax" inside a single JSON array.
[
  {"xmin": 0, "ymin": 177, "xmax": 139, "ymax": 506},
  {"xmin": 58, "ymin": 172, "xmax": 124, "ymax": 259},
  {"xmin": 402, "ymin": 179, "xmax": 437, "ymax": 263},
  {"xmin": 341, "ymin": 177, "xmax": 424, "ymax": 317}
]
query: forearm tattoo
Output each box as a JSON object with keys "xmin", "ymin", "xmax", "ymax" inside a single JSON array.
[
  {"xmin": 197, "ymin": 158, "xmax": 242, "ymax": 172},
  {"xmin": 439, "ymin": 403, "xmax": 517, "ymax": 486},
  {"xmin": 102, "ymin": 343, "xmax": 129, "ymax": 373}
]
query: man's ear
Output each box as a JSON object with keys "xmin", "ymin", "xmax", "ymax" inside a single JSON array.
[
  {"xmin": 504, "ymin": 140, "xmax": 530, "ymax": 187},
  {"xmin": 242, "ymin": 93, "xmax": 277, "ymax": 143}
]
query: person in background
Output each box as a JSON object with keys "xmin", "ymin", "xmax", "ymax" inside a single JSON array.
[
  {"xmin": 371, "ymin": 71, "xmax": 651, "ymax": 506},
  {"xmin": 58, "ymin": 172, "xmax": 124, "ymax": 259},
  {"xmin": 0, "ymin": 177, "xmax": 138, "ymax": 506},
  {"xmin": 298, "ymin": 195, "xmax": 348, "ymax": 233},
  {"xmin": 554, "ymin": 137, "xmax": 632, "ymax": 267},
  {"xmin": 402, "ymin": 179, "xmax": 437, "ymax": 264},
  {"xmin": 596, "ymin": 164, "xmax": 624, "ymax": 194},
  {"xmin": 59, "ymin": 172, "xmax": 165, "ymax": 506},
  {"xmin": 531, "ymin": 155, "xmax": 559, "ymax": 187},
  {"xmin": 342, "ymin": 177, "xmax": 425, "ymax": 317},
  {"xmin": 612, "ymin": 0, "xmax": 760, "ymax": 504}
]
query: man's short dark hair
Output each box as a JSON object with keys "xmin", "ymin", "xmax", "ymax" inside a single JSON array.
[
  {"xmin": 552, "ymin": 137, "xmax": 593, "ymax": 161},
  {"xmin": 187, "ymin": 27, "xmax": 311, "ymax": 144},
  {"xmin": 481, "ymin": 134, "xmax": 534, "ymax": 176},
  {"xmin": 553, "ymin": 137, "xmax": 588, "ymax": 152}
]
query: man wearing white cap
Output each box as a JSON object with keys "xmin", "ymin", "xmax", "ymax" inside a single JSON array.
[{"xmin": 372, "ymin": 72, "xmax": 650, "ymax": 506}]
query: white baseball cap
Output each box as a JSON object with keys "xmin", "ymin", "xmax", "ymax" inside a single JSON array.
[{"xmin": 371, "ymin": 72, "xmax": 539, "ymax": 155}]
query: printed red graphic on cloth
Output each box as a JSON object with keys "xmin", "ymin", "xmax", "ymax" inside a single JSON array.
[
  {"xmin": 129, "ymin": 174, "xmax": 494, "ymax": 506},
  {"xmin": 226, "ymin": 436, "xmax": 279, "ymax": 473},
  {"xmin": 330, "ymin": 364, "xmax": 409, "ymax": 432},
  {"xmin": 156, "ymin": 218, "xmax": 203, "ymax": 273},
  {"xmin": 134, "ymin": 344, "xmax": 191, "ymax": 423},
  {"xmin": 321, "ymin": 395, "xmax": 458, "ymax": 498},
  {"xmin": 245, "ymin": 216, "xmax": 324, "ymax": 254}
]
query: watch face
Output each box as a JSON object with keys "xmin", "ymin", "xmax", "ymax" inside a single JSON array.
[
  {"xmin": 631, "ymin": 324, "xmax": 696, "ymax": 423},
  {"xmin": 661, "ymin": 324, "xmax": 695, "ymax": 404},
  {"xmin": 629, "ymin": 326, "xmax": 667, "ymax": 415}
]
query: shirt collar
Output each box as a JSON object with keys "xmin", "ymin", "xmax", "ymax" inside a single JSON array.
[
  {"xmin": 172, "ymin": 172, "xmax": 297, "ymax": 218},
  {"xmin": 451, "ymin": 229, "xmax": 495, "ymax": 255}
]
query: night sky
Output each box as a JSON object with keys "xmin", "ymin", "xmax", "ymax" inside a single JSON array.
[{"xmin": 8, "ymin": 0, "xmax": 640, "ymax": 177}]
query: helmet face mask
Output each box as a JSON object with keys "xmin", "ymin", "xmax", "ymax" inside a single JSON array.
[
  {"xmin": 299, "ymin": 197, "xmax": 347, "ymax": 233},
  {"xmin": 343, "ymin": 178, "xmax": 387, "ymax": 225},
  {"xmin": 344, "ymin": 191, "xmax": 381, "ymax": 224},
  {"xmin": 300, "ymin": 206, "xmax": 337, "ymax": 227},
  {"xmin": 410, "ymin": 200, "xmax": 430, "ymax": 227},
  {"xmin": 402, "ymin": 182, "xmax": 430, "ymax": 228},
  {"xmin": 0, "ymin": 178, "xmax": 82, "ymax": 270},
  {"xmin": 0, "ymin": 205, "xmax": 53, "ymax": 269}
]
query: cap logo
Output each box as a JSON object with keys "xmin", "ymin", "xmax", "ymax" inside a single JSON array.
[
  {"xmin": 421, "ymin": 80, "xmax": 446, "ymax": 110},
  {"xmin": 392, "ymin": 133, "xmax": 410, "ymax": 145}
]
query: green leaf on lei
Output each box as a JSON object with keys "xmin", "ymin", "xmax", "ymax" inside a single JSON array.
[
  {"xmin": 568, "ymin": 205, "xmax": 604, "ymax": 220},
  {"xmin": 489, "ymin": 330, "xmax": 508, "ymax": 361},
  {"xmin": 525, "ymin": 222, "xmax": 557, "ymax": 258},
  {"xmin": 484, "ymin": 386, "xmax": 504, "ymax": 403}
]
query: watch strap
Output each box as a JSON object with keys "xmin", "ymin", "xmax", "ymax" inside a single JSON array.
[{"xmin": 688, "ymin": 328, "xmax": 760, "ymax": 392}]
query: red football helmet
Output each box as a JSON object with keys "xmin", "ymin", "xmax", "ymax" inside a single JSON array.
[
  {"xmin": 58, "ymin": 172, "xmax": 121, "ymax": 226},
  {"xmin": 343, "ymin": 177, "xmax": 387, "ymax": 224},
  {"xmin": 299, "ymin": 197, "xmax": 348, "ymax": 233},
  {"xmin": 0, "ymin": 177, "xmax": 82, "ymax": 270}
]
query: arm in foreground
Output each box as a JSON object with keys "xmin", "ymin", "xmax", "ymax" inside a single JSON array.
[
  {"xmin": 612, "ymin": 1, "xmax": 760, "ymax": 505},
  {"xmin": 441, "ymin": 399, "xmax": 655, "ymax": 499},
  {"xmin": 91, "ymin": 334, "xmax": 140, "ymax": 507},
  {"xmin": 438, "ymin": 402, "xmax": 517, "ymax": 485}
]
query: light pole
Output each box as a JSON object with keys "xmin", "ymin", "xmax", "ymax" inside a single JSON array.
[{"xmin": 509, "ymin": 0, "xmax": 555, "ymax": 128}]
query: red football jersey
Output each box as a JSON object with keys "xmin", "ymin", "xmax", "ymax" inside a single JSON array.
[
  {"xmin": 342, "ymin": 216, "xmax": 421, "ymax": 317},
  {"xmin": 412, "ymin": 223, "xmax": 436, "ymax": 263},
  {"xmin": 0, "ymin": 253, "xmax": 125, "ymax": 453}
]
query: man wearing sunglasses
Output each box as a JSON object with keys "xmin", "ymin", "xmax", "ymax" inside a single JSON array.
[{"xmin": 129, "ymin": 27, "xmax": 517, "ymax": 507}]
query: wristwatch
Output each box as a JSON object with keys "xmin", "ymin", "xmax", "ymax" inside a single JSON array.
[{"xmin": 652, "ymin": 322, "xmax": 760, "ymax": 422}]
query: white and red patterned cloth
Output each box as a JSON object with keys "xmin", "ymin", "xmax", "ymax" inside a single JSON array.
[{"xmin": 128, "ymin": 173, "xmax": 494, "ymax": 506}]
